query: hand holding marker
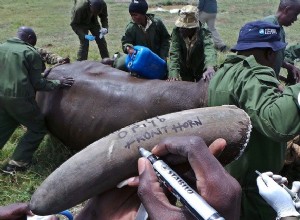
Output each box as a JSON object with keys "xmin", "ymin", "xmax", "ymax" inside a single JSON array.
[{"xmin": 139, "ymin": 147, "xmax": 225, "ymax": 220}]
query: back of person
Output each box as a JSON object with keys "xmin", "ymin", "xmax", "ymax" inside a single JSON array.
[
  {"xmin": 0, "ymin": 26, "xmax": 74, "ymax": 173},
  {"xmin": 0, "ymin": 37, "xmax": 42, "ymax": 98}
]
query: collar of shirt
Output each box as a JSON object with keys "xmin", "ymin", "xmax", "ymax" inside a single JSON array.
[
  {"xmin": 137, "ymin": 16, "xmax": 152, "ymax": 32},
  {"xmin": 183, "ymin": 32, "xmax": 197, "ymax": 49},
  {"xmin": 183, "ymin": 32, "xmax": 198, "ymax": 67}
]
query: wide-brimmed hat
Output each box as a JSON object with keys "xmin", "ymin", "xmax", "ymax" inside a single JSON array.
[
  {"xmin": 231, "ymin": 20, "xmax": 287, "ymax": 52},
  {"xmin": 175, "ymin": 5, "xmax": 199, "ymax": 29}
]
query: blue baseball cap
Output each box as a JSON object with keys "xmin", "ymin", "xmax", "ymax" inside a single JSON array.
[{"xmin": 231, "ymin": 20, "xmax": 287, "ymax": 52}]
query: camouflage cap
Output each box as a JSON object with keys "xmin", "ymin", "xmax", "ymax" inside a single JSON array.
[{"xmin": 175, "ymin": 5, "xmax": 199, "ymax": 29}]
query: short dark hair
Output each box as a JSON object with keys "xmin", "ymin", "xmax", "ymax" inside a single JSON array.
[
  {"xmin": 279, "ymin": 0, "xmax": 300, "ymax": 10},
  {"xmin": 89, "ymin": 0, "xmax": 103, "ymax": 11}
]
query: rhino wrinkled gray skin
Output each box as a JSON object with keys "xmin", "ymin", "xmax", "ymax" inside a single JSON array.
[{"xmin": 36, "ymin": 61, "xmax": 209, "ymax": 151}]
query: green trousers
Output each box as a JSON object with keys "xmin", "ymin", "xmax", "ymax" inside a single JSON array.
[
  {"xmin": 72, "ymin": 25, "xmax": 109, "ymax": 60},
  {"xmin": 0, "ymin": 96, "xmax": 47, "ymax": 163}
]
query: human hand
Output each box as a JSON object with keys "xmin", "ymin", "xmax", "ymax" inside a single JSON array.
[
  {"xmin": 99, "ymin": 28, "xmax": 108, "ymax": 39},
  {"xmin": 291, "ymin": 181, "xmax": 300, "ymax": 211},
  {"xmin": 58, "ymin": 57, "xmax": 70, "ymax": 64},
  {"xmin": 85, "ymin": 34, "xmax": 95, "ymax": 41},
  {"xmin": 166, "ymin": 77, "xmax": 181, "ymax": 81},
  {"xmin": 261, "ymin": 171, "xmax": 288, "ymax": 185},
  {"xmin": 59, "ymin": 77, "xmax": 75, "ymax": 88},
  {"xmin": 75, "ymin": 187, "xmax": 140, "ymax": 220},
  {"xmin": 285, "ymin": 62, "xmax": 300, "ymax": 84},
  {"xmin": 137, "ymin": 136, "xmax": 241, "ymax": 220},
  {"xmin": 126, "ymin": 46, "xmax": 135, "ymax": 55},
  {"xmin": 76, "ymin": 137, "xmax": 240, "ymax": 220},
  {"xmin": 202, "ymin": 67, "xmax": 215, "ymax": 81},
  {"xmin": 257, "ymin": 173, "xmax": 300, "ymax": 218},
  {"xmin": 27, "ymin": 215, "xmax": 59, "ymax": 220},
  {"xmin": 0, "ymin": 203, "xmax": 32, "ymax": 220}
]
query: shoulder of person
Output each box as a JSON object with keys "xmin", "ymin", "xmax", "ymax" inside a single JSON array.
[
  {"xmin": 26, "ymin": 45, "xmax": 42, "ymax": 57},
  {"xmin": 99, "ymin": 1, "xmax": 107, "ymax": 11},
  {"xmin": 200, "ymin": 27, "xmax": 212, "ymax": 35},
  {"xmin": 243, "ymin": 55, "xmax": 277, "ymax": 77},
  {"xmin": 125, "ymin": 20, "xmax": 137, "ymax": 29},
  {"xmin": 74, "ymin": 0, "xmax": 89, "ymax": 11},
  {"xmin": 147, "ymin": 14, "xmax": 160, "ymax": 22},
  {"xmin": 221, "ymin": 55, "xmax": 278, "ymax": 83},
  {"xmin": 102, "ymin": 1, "xmax": 107, "ymax": 6}
]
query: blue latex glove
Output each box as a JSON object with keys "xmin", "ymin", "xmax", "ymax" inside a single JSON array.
[
  {"xmin": 85, "ymin": 34, "xmax": 95, "ymax": 41},
  {"xmin": 59, "ymin": 210, "xmax": 73, "ymax": 220}
]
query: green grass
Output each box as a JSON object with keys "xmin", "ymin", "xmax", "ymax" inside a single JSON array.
[
  {"xmin": 0, "ymin": 131, "xmax": 73, "ymax": 203},
  {"xmin": 1, "ymin": 0, "xmax": 300, "ymax": 215}
]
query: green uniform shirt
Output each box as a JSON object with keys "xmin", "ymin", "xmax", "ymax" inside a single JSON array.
[
  {"xmin": 121, "ymin": 14, "xmax": 170, "ymax": 60},
  {"xmin": 263, "ymin": 15, "xmax": 286, "ymax": 75},
  {"xmin": 208, "ymin": 54, "xmax": 300, "ymax": 219},
  {"xmin": 70, "ymin": 0, "xmax": 108, "ymax": 38},
  {"xmin": 0, "ymin": 38, "xmax": 60, "ymax": 98},
  {"xmin": 168, "ymin": 27, "xmax": 217, "ymax": 81},
  {"xmin": 285, "ymin": 43, "xmax": 300, "ymax": 64}
]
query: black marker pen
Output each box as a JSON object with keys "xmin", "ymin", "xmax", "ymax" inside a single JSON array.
[{"xmin": 139, "ymin": 147, "xmax": 225, "ymax": 220}]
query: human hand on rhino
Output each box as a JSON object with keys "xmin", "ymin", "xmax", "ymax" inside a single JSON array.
[
  {"xmin": 75, "ymin": 136, "xmax": 241, "ymax": 220},
  {"xmin": 57, "ymin": 57, "xmax": 70, "ymax": 64},
  {"xmin": 202, "ymin": 66, "xmax": 215, "ymax": 81},
  {"xmin": 59, "ymin": 77, "xmax": 75, "ymax": 88}
]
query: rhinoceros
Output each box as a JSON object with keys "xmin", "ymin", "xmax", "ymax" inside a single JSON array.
[
  {"xmin": 36, "ymin": 61, "xmax": 209, "ymax": 151},
  {"xmin": 30, "ymin": 61, "xmax": 252, "ymax": 215}
]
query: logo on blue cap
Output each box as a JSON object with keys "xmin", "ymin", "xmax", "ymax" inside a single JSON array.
[
  {"xmin": 259, "ymin": 29, "xmax": 264, "ymax": 35},
  {"xmin": 258, "ymin": 28, "xmax": 277, "ymax": 36}
]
